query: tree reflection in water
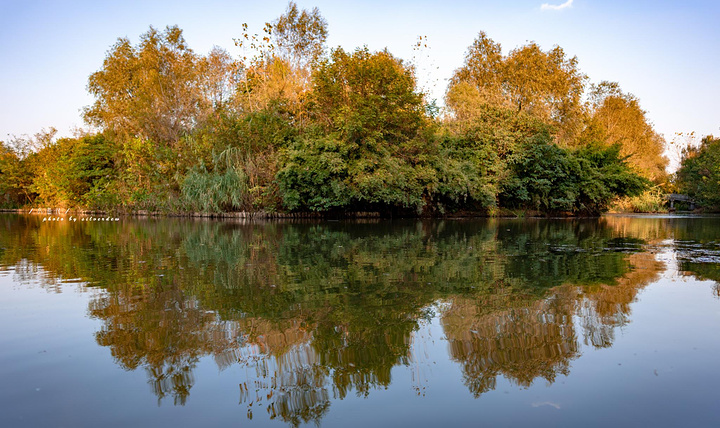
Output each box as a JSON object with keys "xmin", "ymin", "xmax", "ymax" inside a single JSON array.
[{"xmin": 1, "ymin": 214, "xmax": 694, "ymax": 425}]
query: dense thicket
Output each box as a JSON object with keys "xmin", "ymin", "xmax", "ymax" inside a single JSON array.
[{"xmin": 1, "ymin": 2, "xmax": 669, "ymax": 216}]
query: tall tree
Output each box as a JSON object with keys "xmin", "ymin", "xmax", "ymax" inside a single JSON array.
[
  {"xmin": 447, "ymin": 32, "xmax": 586, "ymax": 144},
  {"xmin": 676, "ymin": 135, "xmax": 720, "ymax": 207},
  {"xmin": 309, "ymin": 47, "xmax": 425, "ymax": 145},
  {"xmin": 583, "ymin": 81, "xmax": 668, "ymax": 182},
  {"xmin": 233, "ymin": 2, "xmax": 328, "ymax": 117},
  {"xmin": 278, "ymin": 47, "xmax": 434, "ymax": 212},
  {"xmin": 272, "ymin": 1, "xmax": 328, "ymax": 67},
  {"xmin": 84, "ymin": 26, "xmax": 206, "ymax": 147}
]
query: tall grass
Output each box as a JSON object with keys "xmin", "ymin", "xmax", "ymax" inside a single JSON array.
[
  {"xmin": 611, "ymin": 187, "xmax": 667, "ymax": 213},
  {"xmin": 181, "ymin": 147, "xmax": 250, "ymax": 212}
]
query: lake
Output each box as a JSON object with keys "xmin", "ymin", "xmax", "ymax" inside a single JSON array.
[{"xmin": 1, "ymin": 214, "xmax": 718, "ymax": 427}]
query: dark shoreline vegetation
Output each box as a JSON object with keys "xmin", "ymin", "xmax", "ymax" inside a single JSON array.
[{"xmin": 0, "ymin": 2, "xmax": 714, "ymax": 216}]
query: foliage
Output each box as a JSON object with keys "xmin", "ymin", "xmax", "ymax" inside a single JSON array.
[
  {"xmin": 581, "ymin": 81, "xmax": 668, "ymax": 182},
  {"xmin": 181, "ymin": 148, "xmax": 250, "ymax": 212},
  {"xmin": 35, "ymin": 135, "xmax": 118, "ymax": 208},
  {"xmin": 278, "ymin": 46, "xmax": 434, "ymax": 213},
  {"xmin": 0, "ymin": 142, "xmax": 34, "ymax": 207},
  {"xmin": 676, "ymin": 135, "xmax": 720, "ymax": 208},
  {"xmin": 277, "ymin": 135, "xmax": 435, "ymax": 212},
  {"xmin": 447, "ymin": 32, "xmax": 586, "ymax": 144},
  {"xmin": 610, "ymin": 187, "xmax": 668, "ymax": 213},
  {"xmin": 308, "ymin": 47, "xmax": 426, "ymax": 145},
  {"xmin": 272, "ymin": 1, "xmax": 328, "ymax": 66},
  {"xmin": 84, "ymin": 26, "xmax": 215, "ymax": 147},
  {"xmin": 433, "ymin": 105, "xmax": 550, "ymax": 211},
  {"xmin": 500, "ymin": 133, "xmax": 648, "ymax": 214}
]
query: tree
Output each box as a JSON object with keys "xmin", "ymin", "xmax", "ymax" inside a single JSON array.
[
  {"xmin": 272, "ymin": 1, "xmax": 328, "ymax": 67},
  {"xmin": 198, "ymin": 46, "xmax": 238, "ymax": 110},
  {"xmin": 582, "ymin": 81, "xmax": 668, "ymax": 182},
  {"xmin": 447, "ymin": 32, "xmax": 586, "ymax": 144},
  {"xmin": 0, "ymin": 128, "xmax": 59, "ymax": 206},
  {"xmin": 233, "ymin": 2, "xmax": 328, "ymax": 117},
  {"xmin": 85, "ymin": 26, "xmax": 207, "ymax": 147},
  {"xmin": 277, "ymin": 47, "xmax": 434, "ymax": 212},
  {"xmin": 434, "ymin": 105, "xmax": 550, "ymax": 211},
  {"xmin": 500, "ymin": 132, "xmax": 648, "ymax": 215},
  {"xmin": 0, "ymin": 142, "xmax": 33, "ymax": 206},
  {"xmin": 676, "ymin": 135, "xmax": 720, "ymax": 208},
  {"xmin": 308, "ymin": 47, "xmax": 426, "ymax": 146},
  {"xmin": 19, "ymin": 134, "xmax": 118, "ymax": 208}
]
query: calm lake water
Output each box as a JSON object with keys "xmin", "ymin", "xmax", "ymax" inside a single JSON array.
[{"xmin": 1, "ymin": 214, "xmax": 719, "ymax": 427}]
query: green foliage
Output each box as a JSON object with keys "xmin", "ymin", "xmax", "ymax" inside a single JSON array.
[
  {"xmin": 113, "ymin": 137, "xmax": 179, "ymax": 210},
  {"xmin": 676, "ymin": 135, "xmax": 720, "ymax": 208},
  {"xmin": 309, "ymin": 47, "xmax": 426, "ymax": 146},
  {"xmin": 181, "ymin": 147, "xmax": 250, "ymax": 212},
  {"xmin": 23, "ymin": 134, "xmax": 118, "ymax": 209},
  {"xmin": 500, "ymin": 133, "xmax": 648, "ymax": 214},
  {"xmin": 63, "ymin": 135, "xmax": 118, "ymax": 209},
  {"xmin": 277, "ymin": 135, "xmax": 435, "ymax": 212},
  {"xmin": 432, "ymin": 105, "xmax": 557, "ymax": 212},
  {"xmin": 278, "ymin": 46, "xmax": 434, "ymax": 213}
]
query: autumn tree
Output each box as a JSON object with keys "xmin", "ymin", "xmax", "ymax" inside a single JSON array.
[
  {"xmin": 278, "ymin": 47, "xmax": 434, "ymax": 212},
  {"xmin": 233, "ymin": 1, "xmax": 328, "ymax": 116},
  {"xmin": 198, "ymin": 46, "xmax": 238, "ymax": 110},
  {"xmin": 84, "ymin": 26, "xmax": 207, "ymax": 147},
  {"xmin": 0, "ymin": 142, "xmax": 34, "ymax": 206},
  {"xmin": 272, "ymin": 1, "xmax": 328, "ymax": 67},
  {"xmin": 582, "ymin": 81, "xmax": 668, "ymax": 182},
  {"xmin": 447, "ymin": 32, "xmax": 586, "ymax": 144}
]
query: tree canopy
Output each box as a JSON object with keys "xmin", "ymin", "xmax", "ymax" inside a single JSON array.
[
  {"xmin": 447, "ymin": 32, "xmax": 586, "ymax": 145},
  {"xmin": 0, "ymin": 4, "xmax": 665, "ymax": 216}
]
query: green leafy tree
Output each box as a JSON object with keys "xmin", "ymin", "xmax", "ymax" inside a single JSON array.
[
  {"xmin": 433, "ymin": 105, "xmax": 549, "ymax": 212},
  {"xmin": 501, "ymin": 132, "xmax": 647, "ymax": 214},
  {"xmin": 22, "ymin": 134, "xmax": 118, "ymax": 208},
  {"xmin": 309, "ymin": 47, "xmax": 425, "ymax": 145},
  {"xmin": 278, "ymin": 47, "xmax": 435, "ymax": 212},
  {"xmin": 676, "ymin": 135, "xmax": 720, "ymax": 208}
]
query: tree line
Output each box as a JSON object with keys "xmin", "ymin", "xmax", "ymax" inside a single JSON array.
[{"xmin": 1, "ymin": 2, "xmax": 682, "ymax": 216}]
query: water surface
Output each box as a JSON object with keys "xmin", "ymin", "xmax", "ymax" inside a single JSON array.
[{"xmin": 0, "ymin": 214, "xmax": 718, "ymax": 427}]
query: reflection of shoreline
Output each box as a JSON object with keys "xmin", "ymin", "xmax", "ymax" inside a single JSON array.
[
  {"xmin": 0, "ymin": 215, "xmax": 680, "ymax": 425},
  {"xmin": 441, "ymin": 249, "xmax": 664, "ymax": 396}
]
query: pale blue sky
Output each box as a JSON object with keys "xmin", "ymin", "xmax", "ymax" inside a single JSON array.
[{"xmin": 1, "ymin": 0, "xmax": 718, "ymax": 158}]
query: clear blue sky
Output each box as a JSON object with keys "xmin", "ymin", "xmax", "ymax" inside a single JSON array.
[{"xmin": 1, "ymin": 0, "xmax": 718, "ymax": 157}]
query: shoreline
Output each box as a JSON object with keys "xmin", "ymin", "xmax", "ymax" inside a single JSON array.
[{"xmin": 2, "ymin": 207, "xmax": 699, "ymax": 219}]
